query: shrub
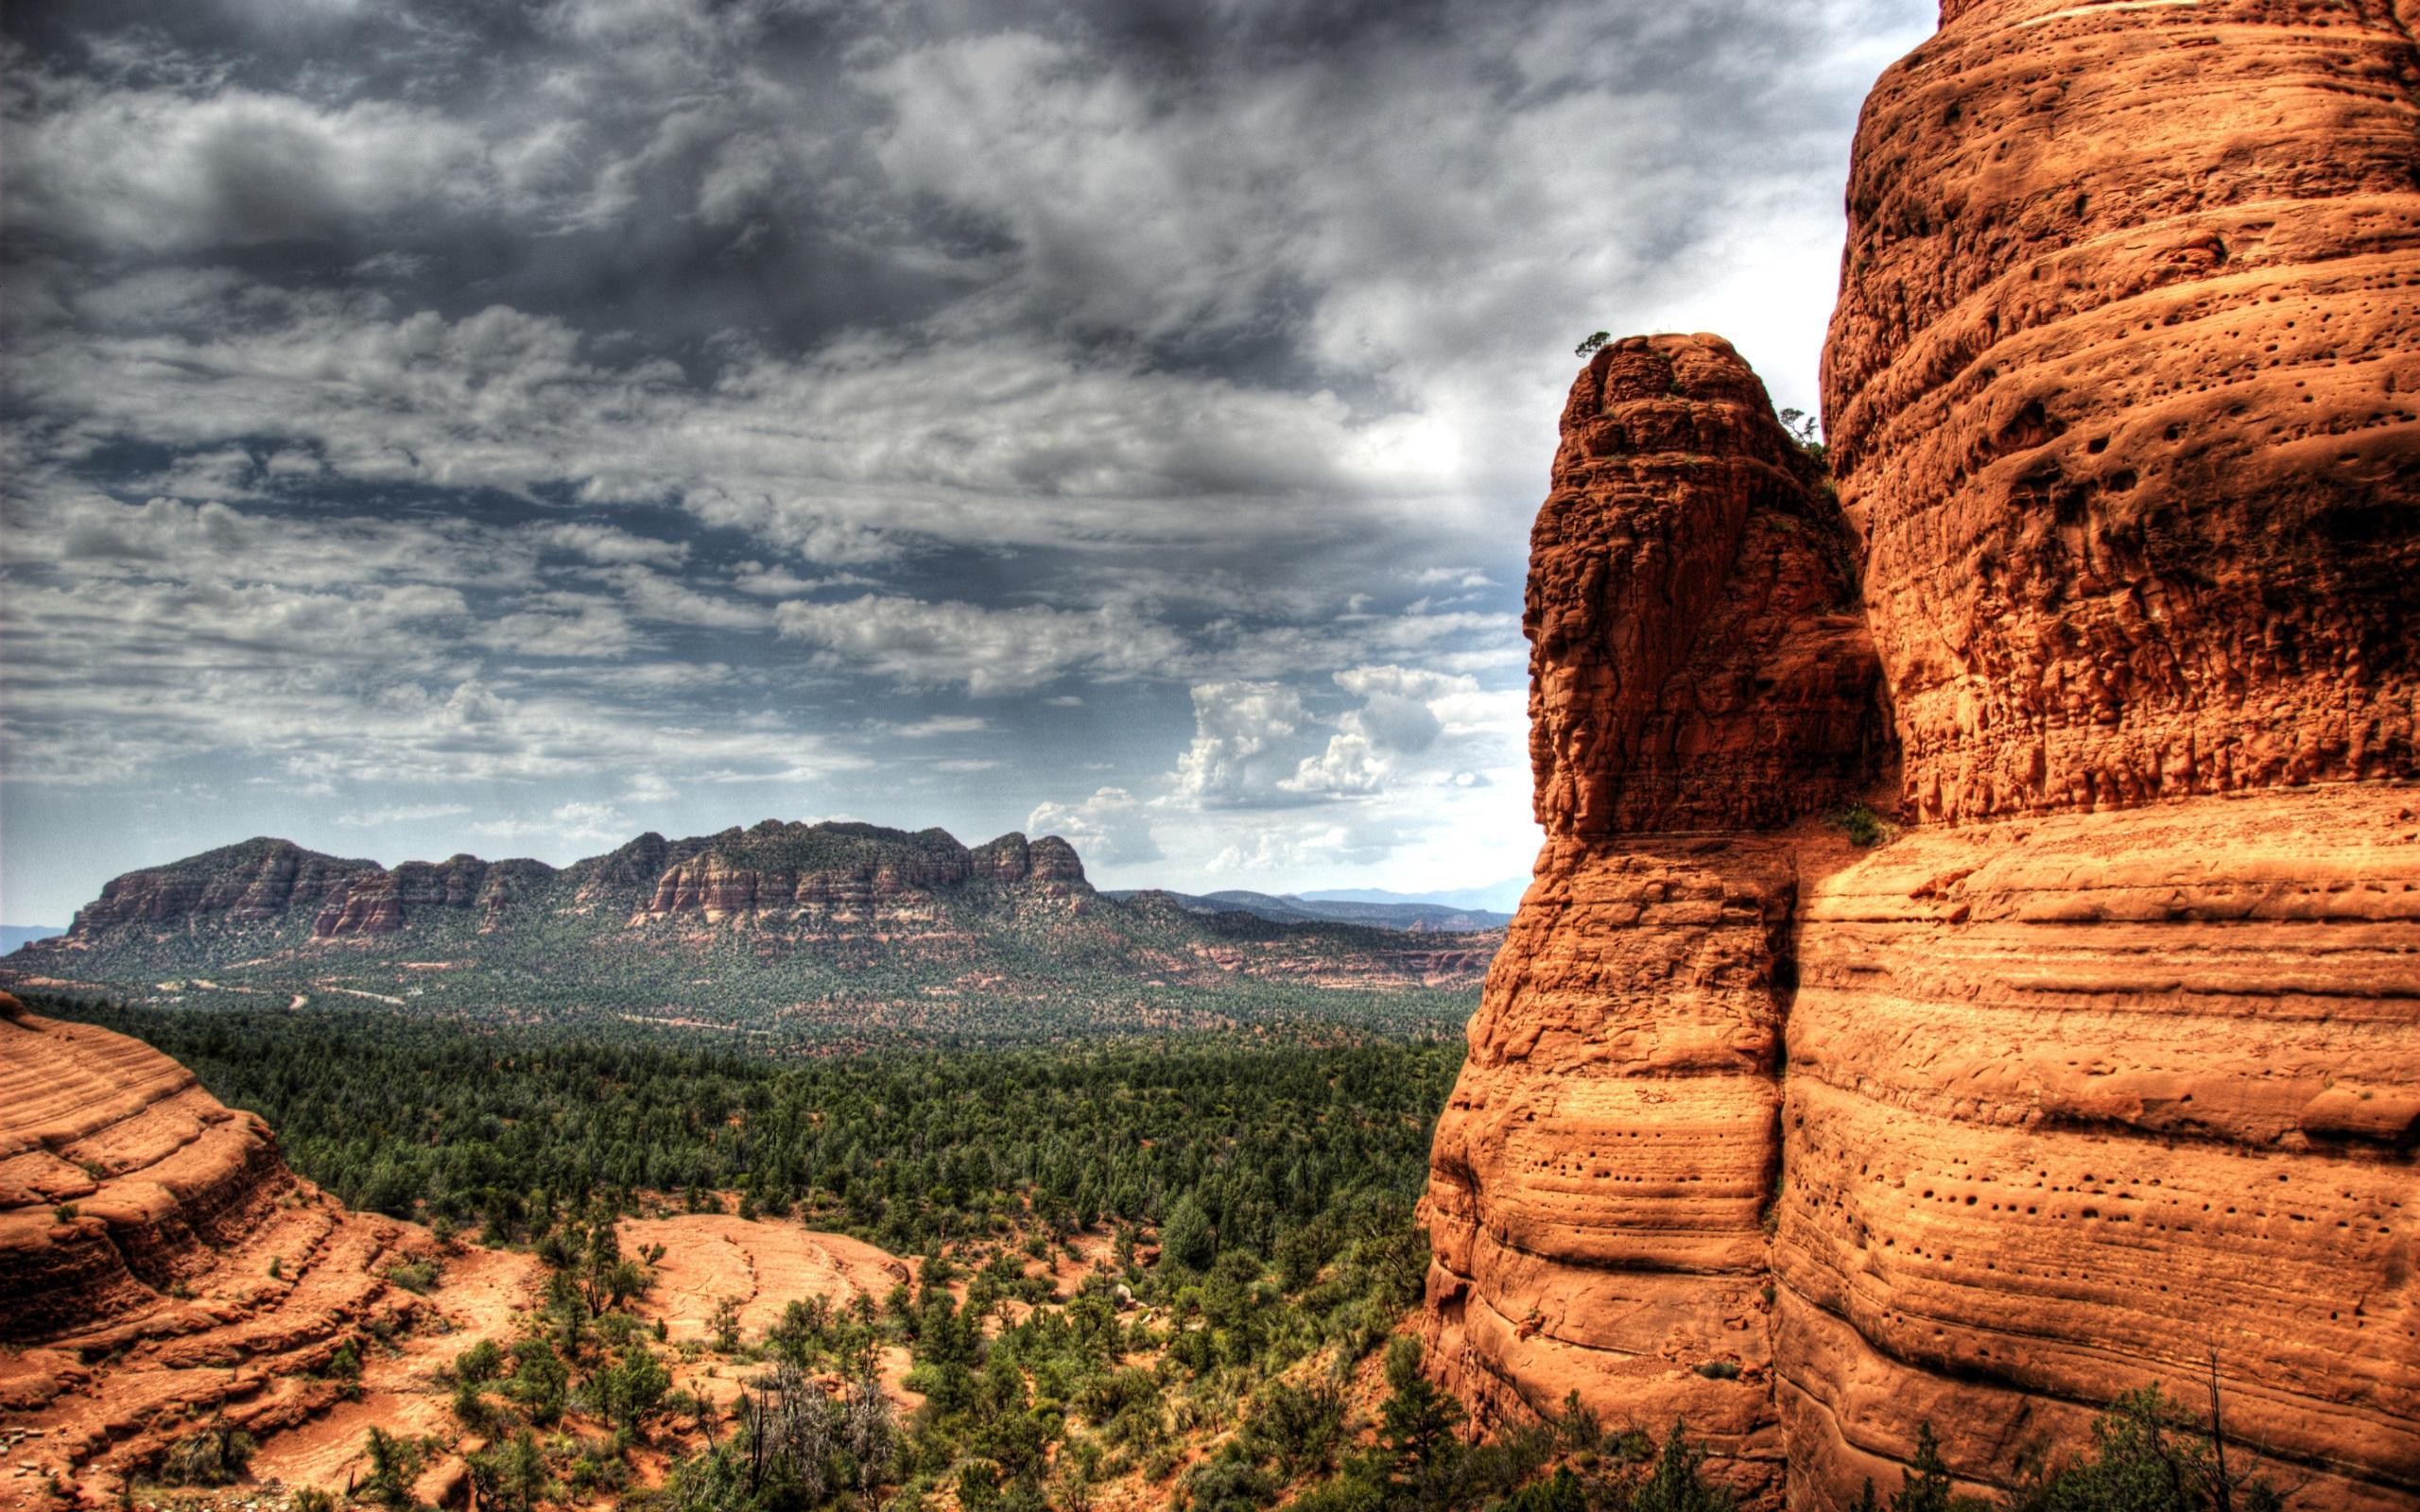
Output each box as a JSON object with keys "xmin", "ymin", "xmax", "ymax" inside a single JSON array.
[
  {"xmin": 1181, "ymin": 1446, "xmax": 1273, "ymax": 1512},
  {"xmin": 2004, "ymin": 1388, "xmax": 2281, "ymax": 1512},
  {"xmin": 1835, "ymin": 803, "xmax": 1886, "ymax": 848},
  {"xmin": 1695, "ymin": 1360, "xmax": 1741, "ymax": 1381},
  {"xmin": 1631, "ymin": 1423, "xmax": 1736, "ymax": 1512},
  {"xmin": 157, "ymin": 1424, "xmax": 257, "ymax": 1486},
  {"xmin": 456, "ymin": 1336, "xmax": 504, "ymax": 1383}
]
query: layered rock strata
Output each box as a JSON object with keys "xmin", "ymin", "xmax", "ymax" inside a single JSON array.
[
  {"xmin": 1430, "ymin": 2, "xmax": 2420, "ymax": 1506},
  {"xmin": 0, "ymin": 992, "xmax": 293, "ymax": 1340},
  {"xmin": 1776, "ymin": 790, "xmax": 2420, "ymax": 1511},
  {"xmin": 1824, "ymin": 0, "xmax": 2420, "ymax": 822},
  {"xmin": 1777, "ymin": 0, "xmax": 2420, "ymax": 1503},
  {"xmin": 1421, "ymin": 335, "xmax": 1888, "ymax": 1499},
  {"xmin": 0, "ymin": 992, "xmax": 452, "ymax": 1503}
]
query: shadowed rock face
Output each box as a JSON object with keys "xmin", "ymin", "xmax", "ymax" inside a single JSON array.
[
  {"xmin": 1421, "ymin": 335, "xmax": 1887, "ymax": 1502},
  {"xmin": 1429, "ymin": 2, "xmax": 2420, "ymax": 1507},
  {"xmin": 1530, "ymin": 336, "xmax": 1891, "ymax": 837},
  {"xmin": 1824, "ymin": 0, "xmax": 2420, "ymax": 824}
]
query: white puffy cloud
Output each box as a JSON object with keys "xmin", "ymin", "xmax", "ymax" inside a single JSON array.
[
  {"xmin": 472, "ymin": 799, "xmax": 630, "ymax": 848},
  {"xmin": 1279, "ymin": 731, "xmax": 1386, "ymax": 798},
  {"xmin": 542, "ymin": 523, "xmax": 689, "ymax": 568},
  {"xmin": 334, "ymin": 801, "xmax": 471, "ymax": 828},
  {"xmin": 1028, "ymin": 786, "xmax": 1162, "ymax": 868},
  {"xmin": 1167, "ymin": 682, "xmax": 1305, "ymax": 808}
]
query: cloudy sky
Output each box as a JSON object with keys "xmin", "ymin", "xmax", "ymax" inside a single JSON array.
[{"xmin": 0, "ymin": 0, "xmax": 1927, "ymax": 925}]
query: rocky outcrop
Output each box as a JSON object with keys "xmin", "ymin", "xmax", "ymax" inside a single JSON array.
[
  {"xmin": 314, "ymin": 855, "xmax": 559, "ymax": 936},
  {"xmin": 0, "ymin": 992, "xmax": 296, "ymax": 1340},
  {"xmin": 1431, "ymin": 2, "xmax": 2420, "ymax": 1507},
  {"xmin": 1421, "ymin": 335, "xmax": 1888, "ymax": 1500},
  {"xmin": 0, "ymin": 993, "xmax": 514, "ymax": 1505},
  {"xmin": 64, "ymin": 839, "xmax": 379, "ymax": 933},
  {"xmin": 1773, "ymin": 2, "xmax": 2420, "ymax": 1503},
  {"xmin": 1527, "ymin": 336, "xmax": 1887, "ymax": 837},
  {"xmin": 640, "ymin": 822, "xmax": 1085, "ymax": 923},
  {"xmin": 1823, "ymin": 0, "xmax": 2420, "ymax": 823},
  {"xmin": 1776, "ymin": 790, "xmax": 2420, "ymax": 1511}
]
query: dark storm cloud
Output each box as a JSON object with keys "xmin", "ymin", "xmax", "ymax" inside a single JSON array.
[{"xmin": 0, "ymin": 0, "xmax": 1930, "ymax": 921}]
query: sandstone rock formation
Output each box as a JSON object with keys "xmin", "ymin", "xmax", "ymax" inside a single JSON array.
[
  {"xmin": 64, "ymin": 839, "xmax": 379, "ymax": 932},
  {"xmin": 1776, "ymin": 789, "xmax": 2420, "ymax": 1512},
  {"xmin": 1421, "ymin": 335, "xmax": 1889, "ymax": 1499},
  {"xmin": 1778, "ymin": 0, "xmax": 2420, "ymax": 1503},
  {"xmin": 639, "ymin": 822, "xmax": 1085, "ymax": 923},
  {"xmin": 1429, "ymin": 2, "xmax": 2420, "ymax": 1507},
  {"xmin": 0, "ymin": 992, "xmax": 455, "ymax": 1503},
  {"xmin": 1824, "ymin": 0, "xmax": 2420, "ymax": 823}
]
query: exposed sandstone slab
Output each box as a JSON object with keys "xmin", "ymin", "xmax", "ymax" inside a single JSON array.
[{"xmin": 0, "ymin": 992, "xmax": 498, "ymax": 1507}]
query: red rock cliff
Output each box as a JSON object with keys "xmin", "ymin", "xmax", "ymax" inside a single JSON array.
[
  {"xmin": 1429, "ymin": 4, "xmax": 2420, "ymax": 1506},
  {"xmin": 1420, "ymin": 334, "xmax": 1888, "ymax": 1501},
  {"xmin": 1824, "ymin": 0, "xmax": 2420, "ymax": 822},
  {"xmin": 1777, "ymin": 0, "xmax": 2420, "ymax": 1505}
]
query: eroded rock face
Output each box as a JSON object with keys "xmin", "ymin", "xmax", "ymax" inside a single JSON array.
[
  {"xmin": 1823, "ymin": 0, "xmax": 2420, "ymax": 824},
  {"xmin": 0, "ymin": 993, "xmax": 542, "ymax": 1506},
  {"xmin": 1421, "ymin": 335, "xmax": 1886, "ymax": 1500},
  {"xmin": 1530, "ymin": 336, "xmax": 1888, "ymax": 837},
  {"xmin": 1433, "ymin": 3, "xmax": 2420, "ymax": 1506},
  {"xmin": 1768, "ymin": 1, "xmax": 2420, "ymax": 1503},
  {"xmin": 640, "ymin": 823, "xmax": 1085, "ymax": 924},
  {"xmin": 69, "ymin": 839, "xmax": 379, "ymax": 933},
  {"xmin": 0, "ymin": 992, "xmax": 294, "ymax": 1341},
  {"xmin": 1776, "ymin": 791, "xmax": 2420, "ymax": 1511},
  {"xmin": 314, "ymin": 855, "xmax": 562, "ymax": 936}
]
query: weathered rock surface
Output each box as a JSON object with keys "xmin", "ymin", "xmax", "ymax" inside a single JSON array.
[
  {"xmin": 1823, "ymin": 0, "xmax": 2420, "ymax": 825},
  {"xmin": 1431, "ymin": 2, "xmax": 2420, "ymax": 1507},
  {"xmin": 0, "ymin": 992, "xmax": 462, "ymax": 1504},
  {"xmin": 640, "ymin": 822, "xmax": 1084, "ymax": 923},
  {"xmin": 1777, "ymin": 791, "xmax": 2420, "ymax": 1511},
  {"xmin": 1421, "ymin": 335, "xmax": 1887, "ymax": 1500},
  {"xmin": 64, "ymin": 839, "xmax": 380, "ymax": 933},
  {"xmin": 1529, "ymin": 335, "xmax": 1888, "ymax": 838}
]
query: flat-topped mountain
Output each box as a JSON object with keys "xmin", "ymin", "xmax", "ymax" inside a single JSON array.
[{"xmin": 8, "ymin": 822, "xmax": 1495, "ymax": 1043}]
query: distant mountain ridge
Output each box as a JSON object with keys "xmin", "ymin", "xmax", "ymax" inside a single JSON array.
[
  {"xmin": 1106, "ymin": 888, "xmax": 1511, "ymax": 933},
  {"xmin": 7, "ymin": 821, "xmax": 1497, "ymax": 1044},
  {"xmin": 0, "ymin": 925, "xmax": 62, "ymax": 954},
  {"xmin": 1300, "ymin": 879, "xmax": 1528, "ymax": 913}
]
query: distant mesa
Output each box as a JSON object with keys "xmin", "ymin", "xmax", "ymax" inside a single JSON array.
[
  {"xmin": 1104, "ymin": 887, "xmax": 1513, "ymax": 933},
  {"xmin": 7, "ymin": 820, "xmax": 1498, "ymax": 1040},
  {"xmin": 1, "ymin": 924, "xmax": 65, "ymax": 956}
]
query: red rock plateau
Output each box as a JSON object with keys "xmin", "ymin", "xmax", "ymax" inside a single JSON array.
[{"xmin": 1424, "ymin": 2, "xmax": 2420, "ymax": 1505}]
